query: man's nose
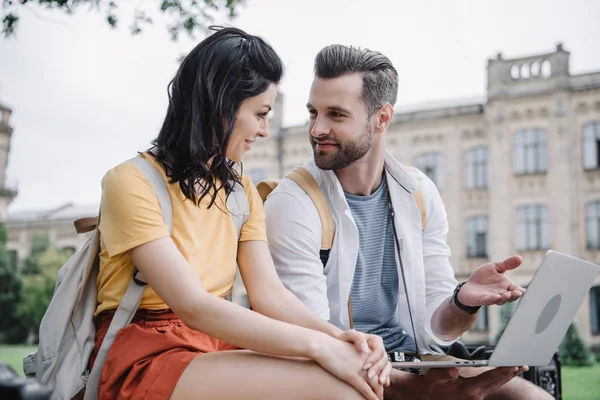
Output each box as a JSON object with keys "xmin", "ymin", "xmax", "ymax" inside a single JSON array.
[{"xmin": 310, "ymin": 116, "xmax": 330, "ymax": 138}]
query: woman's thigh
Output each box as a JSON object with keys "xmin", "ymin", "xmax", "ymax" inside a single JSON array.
[{"xmin": 170, "ymin": 350, "xmax": 364, "ymax": 400}]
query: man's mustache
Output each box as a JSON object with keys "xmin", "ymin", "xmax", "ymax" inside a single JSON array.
[{"xmin": 311, "ymin": 137, "xmax": 340, "ymax": 146}]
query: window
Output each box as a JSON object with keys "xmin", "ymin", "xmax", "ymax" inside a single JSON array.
[
  {"xmin": 516, "ymin": 205, "xmax": 550, "ymax": 251},
  {"xmin": 465, "ymin": 147, "xmax": 488, "ymax": 189},
  {"xmin": 583, "ymin": 122, "xmax": 600, "ymax": 170},
  {"xmin": 467, "ymin": 216, "xmax": 488, "ymax": 258},
  {"xmin": 247, "ymin": 168, "xmax": 267, "ymax": 183},
  {"xmin": 591, "ymin": 286, "xmax": 600, "ymax": 335},
  {"xmin": 586, "ymin": 200, "xmax": 600, "ymax": 250},
  {"xmin": 416, "ymin": 152, "xmax": 444, "ymax": 190},
  {"xmin": 471, "ymin": 307, "xmax": 488, "ymax": 332},
  {"xmin": 513, "ymin": 129, "xmax": 548, "ymax": 175}
]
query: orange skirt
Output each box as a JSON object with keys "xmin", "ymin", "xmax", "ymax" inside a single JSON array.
[{"xmin": 90, "ymin": 308, "xmax": 238, "ymax": 400}]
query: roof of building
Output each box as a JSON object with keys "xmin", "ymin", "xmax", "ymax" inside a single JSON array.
[
  {"xmin": 0, "ymin": 101, "xmax": 11, "ymax": 112},
  {"xmin": 394, "ymin": 95, "xmax": 486, "ymax": 115},
  {"xmin": 6, "ymin": 203, "xmax": 98, "ymax": 224}
]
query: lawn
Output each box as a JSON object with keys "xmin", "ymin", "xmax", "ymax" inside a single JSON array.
[
  {"xmin": 562, "ymin": 364, "xmax": 600, "ymax": 400},
  {"xmin": 0, "ymin": 345, "xmax": 35, "ymax": 376},
  {"xmin": 1, "ymin": 345, "xmax": 600, "ymax": 398}
]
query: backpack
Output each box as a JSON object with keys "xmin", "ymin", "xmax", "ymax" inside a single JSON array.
[
  {"xmin": 22, "ymin": 157, "xmax": 250, "ymax": 400},
  {"xmin": 256, "ymin": 166, "xmax": 427, "ymax": 268}
]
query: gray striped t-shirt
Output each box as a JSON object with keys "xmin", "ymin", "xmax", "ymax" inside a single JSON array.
[{"xmin": 345, "ymin": 177, "xmax": 416, "ymax": 353}]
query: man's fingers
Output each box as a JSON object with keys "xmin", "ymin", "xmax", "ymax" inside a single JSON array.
[
  {"xmin": 501, "ymin": 292, "xmax": 513, "ymax": 302},
  {"xmin": 424, "ymin": 367, "xmax": 460, "ymax": 383},
  {"xmin": 507, "ymin": 283, "xmax": 526, "ymax": 293},
  {"xmin": 510, "ymin": 289, "xmax": 524, "ymax": 301},
  {"xmin": 470, "ymin": 367, "xmax": 521, "ymax": 395},
  {"xmin": 494, "ymin": 255, "xmax": 523, "ymax": 273},
  {"xmin": 480, "ymin": 368, "xmax": 523, "ymax": 395}
]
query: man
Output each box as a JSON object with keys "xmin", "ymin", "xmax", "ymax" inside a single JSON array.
[{"xmin": 264, "ymin": 45, "xmax": 553, "ymax": 399}]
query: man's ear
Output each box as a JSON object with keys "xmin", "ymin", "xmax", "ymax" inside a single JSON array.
[{"xmin": 374, "ymin": 103, "xmax": 394, "ymax": 133}]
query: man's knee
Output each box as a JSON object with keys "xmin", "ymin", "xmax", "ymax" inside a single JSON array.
[{"xmin": 485, "ymin": 377, "xmax": 554, "ymax": 400}]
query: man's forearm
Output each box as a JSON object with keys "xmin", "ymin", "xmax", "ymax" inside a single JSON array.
[{"xmin": 430, "ymin": 296, "xmax": 479, "ymax": 341}]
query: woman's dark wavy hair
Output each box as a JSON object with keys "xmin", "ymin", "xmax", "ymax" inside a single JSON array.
[{"xmin": 151, "ymin": 26, "xmax": 283, "ymax": 208}]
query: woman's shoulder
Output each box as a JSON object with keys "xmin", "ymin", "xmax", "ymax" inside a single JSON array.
[
  {"xmin": 239, "ymin": 174, "xmax": 263, "ymax": 201},
  {"xmin": 101, "ymin": 154, "xmax": 156, "ymax": 191}
]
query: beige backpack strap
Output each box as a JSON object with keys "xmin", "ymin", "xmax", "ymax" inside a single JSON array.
[
  {"xmin": 287, "ymin": 166, "xmax": 335, "ymax": 250},
  {"xmin": 256, "ymin": 180, "xmax": 280, "ymax": 203},
  {"xmin": 401, "ymin": 166, "xmax": 427, "ymax": 230},
  {"xmin": 414, "ymin": 189, "xmax": 426, "ymax": 231}
]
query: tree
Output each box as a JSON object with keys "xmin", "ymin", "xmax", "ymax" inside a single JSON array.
[
  {"xmin": 18, "ymin": 246, "xmax": 70, "ymax": 343},
  {"xmin": 22, "ymin": 233, "xmax": 51, "ymax": 275},
  {"xmin": 493, "ymin": 300, "xmax": 518, "ymax": 344},
  {"xmin": 560, "ymin": 323, "xmax": 593, "ymax": 367},
  {"xmin": 2, "ymin": 0, "xmax": 245, "ymax": 40},
  {"xmin": 0, "ymin": 224, "xmax": 28, "ymax": 344}
]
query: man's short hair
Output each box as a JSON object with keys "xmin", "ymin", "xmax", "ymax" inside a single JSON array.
[{"xmin": 314, "ymin": 44, "xmax": 399, "ymax": 115}]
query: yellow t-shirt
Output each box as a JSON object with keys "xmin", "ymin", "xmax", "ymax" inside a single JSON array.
[{"xmin": 95, "ymin": 153, "xmax": 266, "ymax": 317}]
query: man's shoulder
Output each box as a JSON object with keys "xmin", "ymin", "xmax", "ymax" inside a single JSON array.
[
  {"xmin": 263, "ymin": 161, "xmax": 324, "ymax": 230},
  {"xmin": 264, "ymin": 176, "xmax": 321, "ymax": 223},
  {"xmin": 267, "ymin": 159, "xmax": 324, "ymax": 202}
]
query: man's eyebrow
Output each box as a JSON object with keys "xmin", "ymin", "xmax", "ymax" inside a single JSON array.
[
  {"xmin": 305, "ymin": 104, "xmax": 351, "ymax": 114},
  {"xmin": 327, "ymin": 105, "xmax": 351, "ymax": 114}
]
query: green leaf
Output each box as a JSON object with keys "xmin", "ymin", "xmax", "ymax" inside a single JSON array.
[
  {"xmin": 2, "ymin": 13, "xmax": 19, "ymax": 38},
  {"xmin": 3, "ymin": 0, "xmax": 246, "ymax": 41},
  {"xmin": 107, "ymin": 13, "xmax": 118, "ymax": 27}
]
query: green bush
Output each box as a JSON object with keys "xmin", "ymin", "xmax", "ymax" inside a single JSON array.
[
  {"xmin": 590, "ymin": 345, "xmax": 600, "ymax": 363},
  {"xmin": 560, "ymin": 323, "xmax": 593, "ymax": 367}
]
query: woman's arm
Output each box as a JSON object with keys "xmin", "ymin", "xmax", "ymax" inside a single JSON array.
[
  {"xmin": 238, "ymin": 240, "xmax": 343, "ymax": 337},
  {"xmin": 129, "ymin": 236, "xmax": 330, "ymax": 359},
  {"xmin": 238, "ymin": 240, "xmax": 390, "ymax": 385}
]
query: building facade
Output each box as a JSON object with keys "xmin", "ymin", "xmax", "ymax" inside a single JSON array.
[
  {"xmin": 0, "ymin": 101, "xmax": 17, "ymax": 220},
  {"xmin": 6, "ymin": 44, "xmax": 600, "ymax": 348}
]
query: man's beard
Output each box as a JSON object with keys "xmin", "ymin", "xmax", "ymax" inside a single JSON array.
[{"xmin": 311, "ymin": 123, "xmax": 373, "ymax": 170}]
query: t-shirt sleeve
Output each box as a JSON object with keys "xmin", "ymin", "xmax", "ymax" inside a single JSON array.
[
  {"xmin": 99, "ymin": 163, "xmax": 170, "ymax": 258},
  {"xmin": 238, "ymin": 176, "xmax": 267, "ymax": 243}
]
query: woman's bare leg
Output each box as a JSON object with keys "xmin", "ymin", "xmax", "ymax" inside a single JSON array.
[{"xmin": 170, "ymin": 350, "xmax": 365, "ymax": 400}]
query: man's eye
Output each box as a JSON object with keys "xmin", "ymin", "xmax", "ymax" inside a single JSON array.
[{"xmin": 331, "ymin": 112, "xmax": 344, "ymax": 118}]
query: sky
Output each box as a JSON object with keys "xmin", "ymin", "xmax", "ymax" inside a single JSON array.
[{"xmin": 0, "ymin": 0, "xmax": 599, "ymax": 212}]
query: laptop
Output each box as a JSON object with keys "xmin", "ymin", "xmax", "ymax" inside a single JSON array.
[{"xmin": 391, "ymin": 250, "xmax": 600, "ymax": 369}]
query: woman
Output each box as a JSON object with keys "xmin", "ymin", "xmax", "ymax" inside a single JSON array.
[{"xmin": 92, "ymin": 27, "xmax": 392, "ymax": 400}]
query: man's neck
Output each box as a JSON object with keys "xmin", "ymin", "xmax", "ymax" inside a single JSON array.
[{"xmin": 334, "ymin": 144, "xmax": 386, "ymax": 196}]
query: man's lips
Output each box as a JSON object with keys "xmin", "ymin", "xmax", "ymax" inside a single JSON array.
[{"xmin": 314, "ymin": 141, "xmax": 338, "ymax": 150}]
